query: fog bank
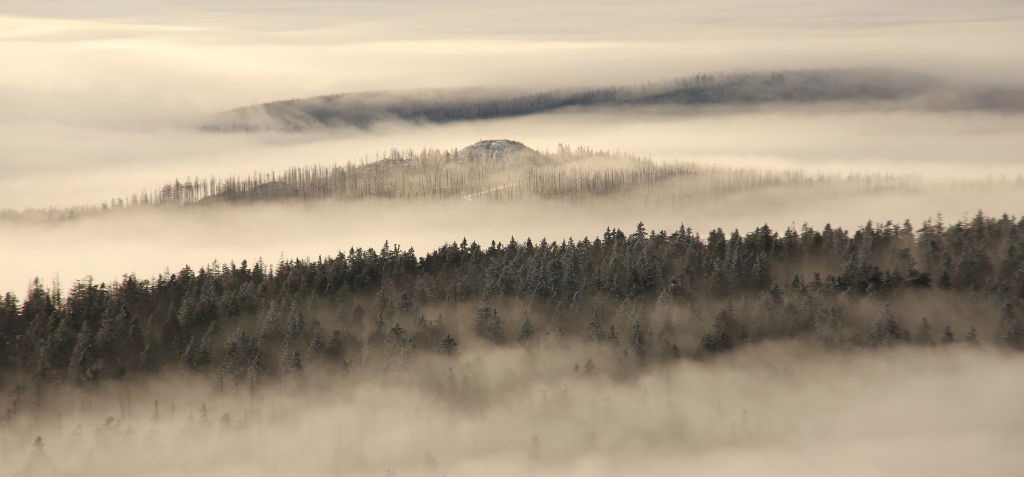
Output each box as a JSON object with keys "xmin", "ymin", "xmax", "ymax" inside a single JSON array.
[
  {"xmin": 4, "ymin": 108, "xmax": 1024, "ymax": 210},
  {"xmin": 4, "ymin": 0, "xmax": 1024, "ymax": 128},
  {"xmin": 4, "ymin": 180, "xmax": 1024, "ymax": 295},
  {"xmin": 3, "ymin": 343, "xmax": 1022, "ymax": 477}
]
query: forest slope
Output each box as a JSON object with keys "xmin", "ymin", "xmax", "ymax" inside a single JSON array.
[{"xmin": 2, "ymin": 213, "xmax": 1024, "ymax": 390}]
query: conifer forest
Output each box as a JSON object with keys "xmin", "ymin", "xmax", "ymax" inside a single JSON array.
[{"xmin": 3, "ymin": 2, "xmax": 1024, "ymax": 476}]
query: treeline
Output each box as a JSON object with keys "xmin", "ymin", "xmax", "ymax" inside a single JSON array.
[
  {"xmin": 2, "ymin": 142, "xmax": 684, "ymax": 212},
  {"xmin": 2, "ymin": 213, "xmax": 1024, "ymax": 397},
  {"xmin": 0, "ymin": 141, "xmax": 928, "ymax": 222},
  {"xmin": 189, "ymin": 142, "xmax": 686, "ymax": 203},
  {"xmin": 0, "ymin": 142, "xmax": 666, "ymax": 220},
  {"xmin": 205, "ymin": 69, "xmax": 941, "ymax": 132}
]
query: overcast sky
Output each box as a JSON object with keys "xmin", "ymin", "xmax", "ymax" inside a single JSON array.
[{"xmin": 2, "ymin": 0, "xmax": 1023, "ymax": 126}]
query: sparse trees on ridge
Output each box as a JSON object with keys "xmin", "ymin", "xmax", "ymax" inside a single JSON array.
[{"xmin": 0, "ymin": 142, "xmax": 930, "ymax": 223}]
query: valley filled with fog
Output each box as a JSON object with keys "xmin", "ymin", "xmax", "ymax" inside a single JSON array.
[
  {"xmin": 6, "ymin": 344, "xmax": 1024, "ymax": 477},
  {"xmin": 5, "ymin": 105, "xmax": 1024, "ymax": 294},
  {"xmin": 3, "ymin": 1, "xmax": 1024, "ymax": 476}
]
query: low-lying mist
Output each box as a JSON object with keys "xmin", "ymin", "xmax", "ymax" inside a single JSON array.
[
  {"xmin": 3, "ymin": 343, "xmax": 1022, "ymax": 477},
  {"xmin": 5, "ymin": 107, "xmax": 1024, "ymax": 210},
  {"xmin": 5, "ymin": 2, "xmax": 1024, "ymax": 476},
  {"xmin": 3, "ymin": 180, "xmax": 1024, "ymax": 295},
  {"xmin": 203, "ymin": 69, "xmax": 1024, "ymax": 133}
]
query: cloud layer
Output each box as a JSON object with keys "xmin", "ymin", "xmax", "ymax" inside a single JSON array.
[{"xmin": 5, "ymin": 343, "xmax": 1024, "ymax": 477}]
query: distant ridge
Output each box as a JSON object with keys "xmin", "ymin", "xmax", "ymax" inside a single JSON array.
[
  {"xmin": 2, "ymin": 139, "xmax": 933, "ymax": 223},
  {"xmin": 201, "ymin": 68, "xmax": 1024, "ymax": 132}
]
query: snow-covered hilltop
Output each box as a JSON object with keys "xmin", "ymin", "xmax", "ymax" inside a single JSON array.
[{"xmin": 457, "ymin": 139, "xmax": 539, "ymax": 161}]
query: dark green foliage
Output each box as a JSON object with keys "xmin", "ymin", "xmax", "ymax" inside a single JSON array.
[
  {"xmin": 281, "ymin": 345, "xmax": 302, "ymax": 373},
  {"xmin": 439, "ymin": 335, "xmax": 458, "ymax": 355},
  {"xmin": 997, "ymin": 304, "xmax": 1023, "ymax": 349},
  {"xmin": 867, "ymin": 304, "xmax": 910, "ymax": 347},
  {"xmin": 1, "ymin": 214, "xmax": 1023, "ymax": 386},
  {"xmin": 223, "ymin": 329, "xmax": 260, "ymax": 379},
  {"xmin": 325, "ymin": 330, "xmax": 359, "ymax": 365},
  {"xmin": 516, "ymin": 319, "xmax": 536, "ymax": 346},
  {"xmin": 629, "ymin": 320, "xmax": 648, "ymax": 359},
  {"xmin": 473, "ymin": 307, "xmax": 506, "ymax": 344},
  {"xmin": 700, "ymin": 313, "xmax": 734, "ymax": 355},
  {"xmin": 941, "ymin": 326, "xmax": 956, "ymax": 344}
]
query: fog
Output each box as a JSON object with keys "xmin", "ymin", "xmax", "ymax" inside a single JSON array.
[
  {"xmin": 3, "ymin": 343, "xmax": 1023, "ymax": 477},
  {"xmin": 4, "ymin": 0, "xmax": 1023, "ymax": 209},
  {"xmin": 4, "ymin": 105, "xmax": 1024, "ymax": 295},
  {"xmin": 4, "ymin": 0, "xmax": 1024, "ymax": 120},
  {"xmin": 4, "ymin": 179, "xmax": 1024, "ymax": 296},
  {"xmin": 4, "ymin": 108, "xmax": 1024, "ymax": 209},
  {"xmin": 4, "ymin": 1, "xmax": 1024, "ymax": 475}
]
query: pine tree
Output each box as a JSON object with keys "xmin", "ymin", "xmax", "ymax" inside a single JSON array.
[
  {"xmin": 582, "ymin": 357, "xmax": 596, "ymax": 375},
  {"xmin": 351, "ymin": 304, "xmax": 366, "ymax": 328},
  {"xmin": 997, "ymin": 304, "xmax": 1023, "ymax": 349},
  {"xmin": 397, "ymin": 292, "xmax": 413, "ymax": 314},
  {"xmin": 941, "ymin": 326, "xmax": 955, "ymax": 344},
  {"xmin": 700, "ymin": 314, "xmax": 733, "ymax": 354},
  {"xmin": 473, "ymin": 307, "xmax": 506, "ymax": 344},
  {"xmin": 965, "ymin": 326, "xmax": 979, "ymax": 344},
  {"xmin": 281, "ymin": 345, "xmax": 302, "ymax": 373},
  {"xmin": 606, "ymin": 325, "xmax": 619, "ymax": 344},
  {"xmin": 915, "ymin": 317, "xmax": 933, "ymax": 346},
  {"xmin": 306, "ymin": 321, "xmax": 326, "ymax": 365},
  {"xmin": 375, "ymin": 286, "xmax": 391, "ymax": 318},
  {"xmin": 367, "ymin": 314, "xmax": 386, "ymax": 348},
  {"xmin": 68, "ymin": 321, "xmax": 94, "ymax": 382},
  {"xmin": 517, "ymin": 319, "xmax": 536, "ymax": 346},
  {"xmin": 439, "ymin": 335, "xmax": 458, "ymax": 355},
  {"xmin": 585, "ymin": 312, "xmax": 605, "ymax": 342},
  {"xmin": 629, "ymin": 320, "xmax": 647, "ymax": 360},
  {"xmin": 385, "ymin": 323, "xmax": 408, "ymax": 355},
  {"xmin": 868, "ymin": 303, "xmax": 908, "ymax": 347}
]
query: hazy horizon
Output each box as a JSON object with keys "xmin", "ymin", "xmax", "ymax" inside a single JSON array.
[{"xmin": 3, "ymin": 2, "xmax": 1024, "ymax": 476}]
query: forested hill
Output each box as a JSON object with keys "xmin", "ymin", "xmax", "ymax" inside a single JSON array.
[
  {"xmin": 172, "ymin": 140, "xmax": 687, "ymax": 205},
  {"xmin": 2, "ymin": 213, "xmax": 1024, "ymax": 389},
  {"xmin": 0, "ymin": 141, "xmax": 681, "ymax": 220},
  {"xmin": 2, "ymin": 140, "xmax": 926, "ymax": 222},
  {"xmin": 202, "ymin": 69, "xmax": 1024, "ymax": 132}
]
